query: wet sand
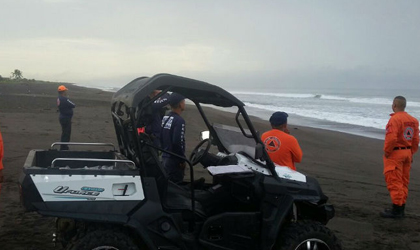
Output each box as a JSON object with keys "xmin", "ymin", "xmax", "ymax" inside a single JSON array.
[{"xmin": 1, "ymin": 80, "xmax": 420, "ymax": 249}]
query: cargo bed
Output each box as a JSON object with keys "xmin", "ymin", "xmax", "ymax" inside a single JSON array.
[{"xmin": 20, "ymin": 143, "xmax": 143, "ymax": 215}]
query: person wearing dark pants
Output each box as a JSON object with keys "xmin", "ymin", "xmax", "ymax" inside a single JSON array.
[
  {"xmin": 57, "ymin": 85, "xmax": 75, "ymax": 150},
  {"xmin": 59, "ymin": 117, "xmax": 72, "ymax": 148},
  {"xmin": 161, "ymin": 93, "xmax": 186, "ymax": 184},
  {"xmin": 162, "ymin": 157, "xmax": 185, "ymax": 183}
]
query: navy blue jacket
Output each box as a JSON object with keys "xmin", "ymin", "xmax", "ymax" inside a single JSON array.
[
  {"xmin": 161, "ymin": 112, "xmax": 186, "ymax": 160},
  {"xmin": 57, "ymin": 95, "xmax": 75, "ymax": 119},
  {"xmin": 145, "ymin": 93, "xmax": 170, "ymax": 145}
]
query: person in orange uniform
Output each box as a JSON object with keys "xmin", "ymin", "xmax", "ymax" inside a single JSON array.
[
  {"xmin": 380, "ymin": 96, "xmax": 419, "ymax": 218},
  {"xmin": 261, "ymin": 111, "xmax": 303, "ymax": 170},
  {"xmin": 0, "ymin": 129, "xmax": 4, "ymax": 194}
]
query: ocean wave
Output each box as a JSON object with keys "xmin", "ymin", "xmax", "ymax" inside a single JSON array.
[
  {"xmin": 243, "ymin": 102, "xmax": 389, "ymax": 130},
  {"xmin": 73, "ymin": 83, "xmax": 120, "ymax": 92},
  {"xmin": 231, "ymin": 91, "xmax": 315, "ymax": 99},
  {"xmin": 232, "ymin": 91, "xmax": 420, "ymax": 107}
]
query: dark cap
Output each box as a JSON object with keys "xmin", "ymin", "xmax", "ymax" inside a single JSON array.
[
  {"xmin": 269, "ymin": 111, "xmax": 288, "ymax": 126},
  {"xmin": 169, "ymin": 93, "xmax": 185, "ymax": 106}
]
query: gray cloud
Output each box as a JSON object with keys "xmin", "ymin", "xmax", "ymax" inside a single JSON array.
[{"xmin": 1, "ymin": 0, "xmax": 419, "ymax": 88}]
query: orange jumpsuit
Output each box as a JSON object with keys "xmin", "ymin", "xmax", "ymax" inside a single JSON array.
[
  {"xmin": 0, "ymin": 130, "xmax": 3, "ymax": 194},
  {"xmin": 383, "ymin": 111, "xmax": 419, "ymax": 206},
  {"xmin": 261, "ymin": 129, "xmax": 303, "ymax": 170}
]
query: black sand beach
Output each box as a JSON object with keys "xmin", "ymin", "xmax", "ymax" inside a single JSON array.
[{"xmin": 1, "ymin": 80, "xmax": 420, "ymax": 249}]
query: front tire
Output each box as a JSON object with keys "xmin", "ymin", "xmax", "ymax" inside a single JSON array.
[
  {"xmin": 65, "ymin": 228, "xmax": 140, "ymax": 250},
  {"xmin": 276, "ymin": 221, "xmax": 342, "ymax": 250}
]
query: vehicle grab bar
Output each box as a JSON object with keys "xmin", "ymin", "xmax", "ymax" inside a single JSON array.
[
  {"xmin": 50, "ymin": 142, "xmax": 116, "ymax": 151},
  {"xmin": 51, "ymin": 158, "xmax": 135, "ymax": 169}
]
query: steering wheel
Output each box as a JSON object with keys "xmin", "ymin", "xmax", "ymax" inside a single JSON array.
[{"xmin": 189, "ymin": 139, "xmax": 211, "ymax": 166}]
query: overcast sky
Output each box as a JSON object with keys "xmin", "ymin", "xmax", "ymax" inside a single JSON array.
[{"xmin": 1, "ymin": 0, "xmax": 419, "ymax": 90}]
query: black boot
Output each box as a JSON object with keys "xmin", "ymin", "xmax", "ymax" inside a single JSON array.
[
  {"xmin": 402, "ymin": 204, "xmax": 405, "ymax": 216},
  {"xmin": 385, "ymin": 204, "xmax": 406, "ymax": 216},
  {"xmin": 380, "ymin": 204, "xmax": 404, "ymax": 219}
]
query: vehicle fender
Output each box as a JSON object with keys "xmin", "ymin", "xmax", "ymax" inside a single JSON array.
[
  {"xmin": 295, "ymin": 201, "xmax": 335, "ymax": 225},
  {"xmin": 127, "ymin": 177, "xmax": 190, "ymax": 250},
  {"xmin": 125, "ymin": 217, "xmax": 161, "ymax": 249},
  {"xmin": 43, "ymin": 212, "xmax": 153, "ymax": 247},
  {"xmin": 260, "ymin": 193, "xmax": 294, "ymax": 250}
]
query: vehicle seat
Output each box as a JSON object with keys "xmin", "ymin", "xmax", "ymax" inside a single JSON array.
[
  {"xmin": 112, "ymin": 112, "xmax": 139, "ymax": 163},
  {"xmin": 138, "ymin": 132, "xmax": 168, "ymax": 196}
]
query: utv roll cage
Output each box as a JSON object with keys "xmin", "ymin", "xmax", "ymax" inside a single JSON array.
[
  {"xmin": 111, "ymin": 73, "xmax": 277, "ymax": 177},
  {"xmin": 111, "ymin": 74, "xmax": 280, "ymax": 221}
]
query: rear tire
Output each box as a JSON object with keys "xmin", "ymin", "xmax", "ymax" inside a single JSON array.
[
  {"xmin": 276, "ymin": 221, "xmax": 342, "ymax": 250},
  {"xmin": 65, "ymin": 228, "xmax": 140, "ymax": 250}
]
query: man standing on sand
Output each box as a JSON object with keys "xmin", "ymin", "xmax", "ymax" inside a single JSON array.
[
  {"xmin": 380, "ymin": 96, "xmax": 419, "ymax": 218},
  {"xmin": 161, "ymin": 93, "xmax": 186, "ymax": 183},
  {"xmin": 145, "ymin": 90, "xmax": 170, "ymax": 147},
  {"xmin": 261, "ymin": 111, "xmax": 303, "ymax": 170},
  {"xmin": 57, "ymin": 85, "xmax": 75, "ymax": 151},
  {"xmin": 0, "ymin": 129, "xmax": 4, "ymax": 195}
]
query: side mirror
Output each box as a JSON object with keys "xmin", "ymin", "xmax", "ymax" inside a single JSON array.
[{"xmin": 200, "ymin": 131, "xmax": 210, "ymax": 141}]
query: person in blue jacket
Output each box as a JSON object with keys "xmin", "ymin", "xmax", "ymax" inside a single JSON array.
[
  {"xmin": 145, "ymin": 90, "xmax": 170, "ymax": 147},
  {"xmin": 57, "ymin": 85, "xmax": 75, "ymax": 150},
  {"xmin": 161, "ymin": 93, "xmax": 186, "ymax": 183}
]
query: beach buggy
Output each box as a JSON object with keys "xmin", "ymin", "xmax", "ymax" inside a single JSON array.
[{"xmin": 19, "ymin": 74, "xmax": 341, "ymax": 250}]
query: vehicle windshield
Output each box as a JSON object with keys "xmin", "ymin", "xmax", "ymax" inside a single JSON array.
[{"xmin": 212, "ymin": 123, "xmax": 257, "ymax": 158}]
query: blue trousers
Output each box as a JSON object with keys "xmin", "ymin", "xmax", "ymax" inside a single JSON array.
[
  {"xmin": 59, "ymin": 117, "xmax": 71, "ymax": 150},
  {"xmin": 162, "ymin": 157, "xmax": 185, "ymax": 184}
]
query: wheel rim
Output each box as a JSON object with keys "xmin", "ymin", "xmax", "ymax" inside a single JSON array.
[
  {"xmin": 92, "ymin": 247, "xmax": 119, "ymax": 250},
  {"xmin": 295, "ymin": 238, "xmax": 330, "ymax": 250}
]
